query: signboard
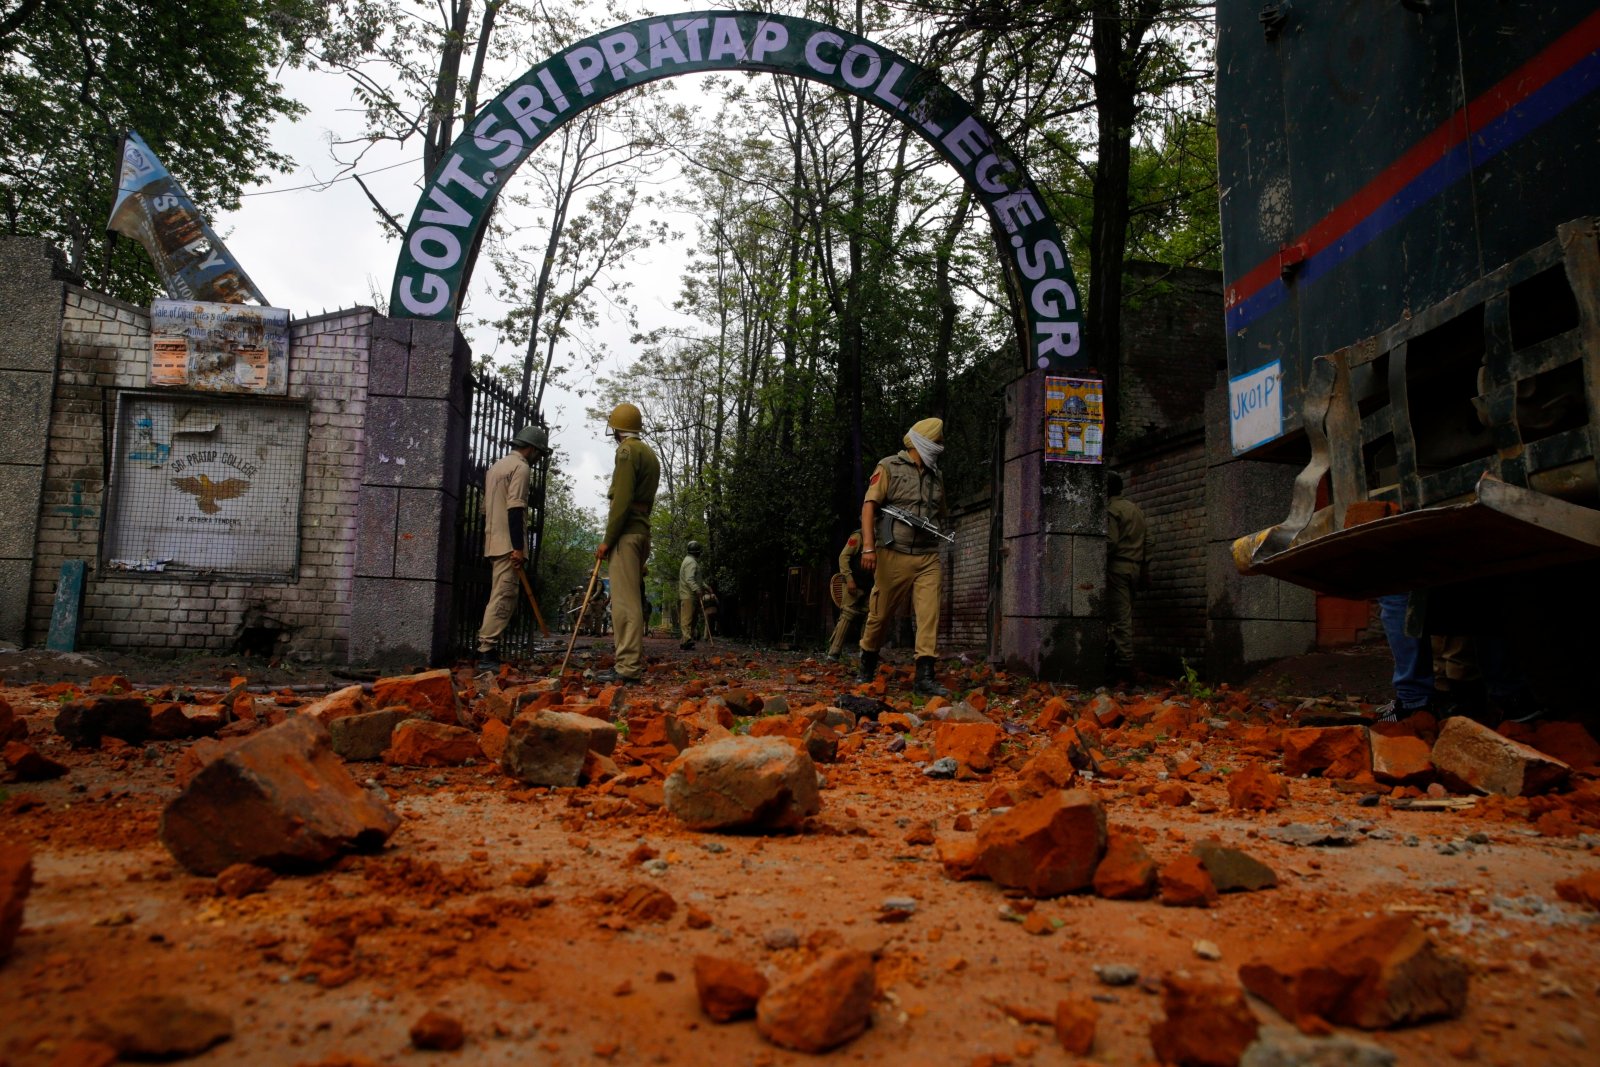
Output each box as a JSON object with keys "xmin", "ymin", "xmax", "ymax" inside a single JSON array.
[
  {"xmin": 1229, "ymin": 360, "xmax": 1283, "ymax": 454},
  {"xmin": 104, "ymin": 393, "xmax": 308, "ymax": 580},
  {"xmin": 108, "ymin": 131, "xmax": 270, "ymax": 305},
  {"xmin": 389, "ymin": 10, "xmax": 1084, "ymax": 373},
  {"xmin": 1044, "ymin": 376, "xmax": 1104, "ymax": 464},
  {"xmin": 149, "ymin": 299, "xmax": 289, "ymax": 394}
]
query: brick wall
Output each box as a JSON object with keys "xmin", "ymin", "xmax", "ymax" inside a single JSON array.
[
  {"xmin": 28, "ymin": 289, "xmax": 373, "ymax": 659},
  {"xmin": 941, "ymin": 500, "xmax": 992, "ymax": 653},
  {"xmin": 1119, "ymin": 422, "xmax": 1208, "ymax": 676}
]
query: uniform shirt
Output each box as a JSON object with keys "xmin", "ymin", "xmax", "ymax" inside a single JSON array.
[
  {"xmin": 864, "ymin": 451, "xmax": 946, "ymax": 553},
  {"xmin": 678, "ymin": 554, "xmax": 702, "ymax": 598},
  {"xmin": 603, "ymin": 437, "xmax": 661, "ymax": 546},
  {"xmin": 1107, "ymin": 494, "xmax": 1149, "ymax": 567},
  {"xmin": 482, "ymin": 451, "xmax": 530, "ymax": 557},
  {"xmin": 838, "ymin": 530, "xmax": 874, "ymax": 591}
]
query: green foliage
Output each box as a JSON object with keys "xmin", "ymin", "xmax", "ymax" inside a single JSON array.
[
  {"xmin": 535, "ymin": 465, "xmax": 603, "ymax": 624},
  {"xmin": 1180, "ymin": 657, "xmax": 1215, "ymax": 701},
  {"xmin": 0, "ymin": 0, "xmax": 321, "ymax": 300}
]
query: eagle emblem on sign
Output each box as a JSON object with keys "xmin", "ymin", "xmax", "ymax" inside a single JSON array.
[{"xmin": 172, "ymin": 473, "xmax": 250, "ymax": 514}]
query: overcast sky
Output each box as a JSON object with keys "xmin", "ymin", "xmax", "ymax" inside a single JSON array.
[{"xmin": 213, "ymin": 20, "xmax": 704, "ymax": 520}]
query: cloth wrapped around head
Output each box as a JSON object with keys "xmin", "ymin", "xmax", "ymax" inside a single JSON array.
[{"xmin": 903, "ymin": 417, "xmax": 945, "ymax": 470}]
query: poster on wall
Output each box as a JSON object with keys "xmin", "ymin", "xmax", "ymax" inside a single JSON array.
[
  {"xmin": 104, "ymin": 393, "xmax": 308, "ymax": 580},
  {"xmin": 1043, "ymin": 376, "xmax": 1104, "ymax": 464},
  {"xmin": 149, "ymin": 299, "xmax": 290, "ymax": 394}
]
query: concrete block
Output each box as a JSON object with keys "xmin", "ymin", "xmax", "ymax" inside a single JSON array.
[
  {"xmin": 1206, "ymin": 459, "xmax": 1298, "ymax": 542},
  {"xmin": 1004, "ymin": 370, "xmax": 1047, "ymax": 462},
  {"xmin": 367, "ymin": 336, "xmax": 409, "ymax": 398},
  {"xmin": 354, "ymin": 485, "xmax": 398, "ymax": 579},
  {"xmin": 1002, "ymin": 532, "xmax": 1041, "ymax": 619},
  {"xmin": 0, "ymin": 370, "xmax": 54, "ymax": 465},
  {"xmin": 1003, "ymin": 457, "xmax": 1041, "ymax": 538},
  {"xmin": 394, "ymin": 489, "xmax": 447, "ymax": 581},
  {"xmin": 369, "ymin": 315, "xmax": 412, "ymax": 345},
  {"xmin": 1041, "ymin": 462, "xmax": 1104, "ymax": 534},
  {"xmin": 1206, "ymin": 541, "xmax": 1281, "ymax": 620},
  {"xmin": 0, "ymin": 238, "xmax": 67, "ymax": 373},
  {"xmin": 361, "ymin": 397, "xmax": 449, "ymax": 489},
  {"xmin": 348, "ymin": 577, "xmax": 440, "ymax": 667},
  {"xmin": 1070, "ymin": 534, "xmax": 1106, "ymax": 618},
  {"xmin": 0, "ymin": 466, "xmax": 43, "ymax": 561}
]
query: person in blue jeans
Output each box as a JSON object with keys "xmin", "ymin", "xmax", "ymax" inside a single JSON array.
[{"xmin": 1376, "ymin": 593, "xmax": 1434, "ymax": 721}]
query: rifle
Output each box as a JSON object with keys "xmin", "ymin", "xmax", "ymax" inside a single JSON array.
[{"xmin": 879, "ymin": 503, "xmax": 955, "ymax": 545}]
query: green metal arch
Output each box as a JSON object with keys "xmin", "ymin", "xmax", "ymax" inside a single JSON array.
[{"xmin": 389, "ymin": 9, "xmax": 1083, "ymax": 372}]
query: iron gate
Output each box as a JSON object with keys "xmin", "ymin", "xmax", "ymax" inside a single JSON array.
[{"xmin": 450, "ymin": 371, "xmax": 549, "ymax": 659}]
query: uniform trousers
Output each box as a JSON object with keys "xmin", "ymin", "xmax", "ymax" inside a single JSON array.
[
  {"xmin": 609, "ymin": 530, "xmax": 651, "ymax": 678},
  {"xmin": 478, "ymin": 553, "xmax": 520, "ymax": 652},
  {"xmin": 827, "ymin": 588, "xmax": 867, "ymax": 655},
  {"xmin": 859, "ymin": 547, "xmax": 941, "ymax": 658},
  {"xmin": 679, "ymin": 594, "xmax": 703, "ymax": 640},
  {"xmin": 1106, "ymin": 560, "xmax": 1139, "ymax": 665}
]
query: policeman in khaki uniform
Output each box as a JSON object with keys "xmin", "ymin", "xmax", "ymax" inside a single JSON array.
[
  {"xmin": 1105, "ymin": 471, "xmax": 1150, "ymax": 684},
  {"xmin": 595, "ymin": 402, "xmax": 660, "ymax": 684},
  {"xmin": 678, "ymin": 540, "xmax": 705, "ymax": 649},
  {"xmin": 857, "ymin": 417, "xmax": 950, "ymax": 697},
  {"xmin": 826, "ymin": 529, "xmax": 872, "ymax": 661},
  {"xmin": 476, "ymin": 424, "xmax": 551, "ymax": 669}
]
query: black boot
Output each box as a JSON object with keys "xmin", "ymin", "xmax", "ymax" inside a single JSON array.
[
  {"xmin": 913, "ymin": 657, "xmax": 950, "ymax": 698},
  {"xmin": 855, "ymin": 649, "xmax": 879, "ymax": 684}
]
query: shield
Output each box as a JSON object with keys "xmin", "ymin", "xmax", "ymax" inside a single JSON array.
[{"xmin": 829, "ymin": 572, "xmax": 848, "ymax": 609}]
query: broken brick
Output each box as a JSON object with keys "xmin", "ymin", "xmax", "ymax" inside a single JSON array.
[
  {"xmin": 1092, "ymin": 833, "xmax": 1158, "ymax": 901},
  {"xmin": 1432, "ymin": 716, "xmax": 1570, "ymax": 797},
  {"xmin": 382, "ymin": 720, "xmax": 482, "ymax": 767},
  {"xmin": 664, "ymin": 736, "xmax": 820, "ymax": 832},
  {"xmin": 1281, "ymin": 726, "xmax": 1371, "ymax": 779},
  {"xmin": 372, "ymin": 669, "xmax": 461, "ymax": 726},
  {"xmin": 756, "ymin": 949, "xmax": 875, "ymax": 1053},
  {"xmin": 975, "ymin": 789, "xmax": 1107, "ymax": 897},
  {"xmin": 1147, "ymin": 975, "xmax": 1259, "ymax": 1067},
  {"xmin": 694, "ymin": 955, "xmax": 769, "ymax": 1022}
]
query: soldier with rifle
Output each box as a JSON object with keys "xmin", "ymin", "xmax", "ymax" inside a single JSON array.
[{"xmin": 856, "ymin": 417, "xmax": 952, "ymax": 697}]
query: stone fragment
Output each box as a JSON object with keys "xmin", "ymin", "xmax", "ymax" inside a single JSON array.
[
  {"xmin": 53, "ymin": 697, "xmax": 150, "ymax": 749},
  {"xmin": 327, "ymin": 709, "xmax": 408, "ymax": 761},
  {"xmin": 1228, "ymin": 763, "xmax": 1289, "ymax": 810},
  {"xmin": 1054, "ymin": 996, "xmax": 1099, "ymax": 1056},
  {"xmin": 937, "ymin": 837, "xmax": 983, "ymax": 881},
  {"xmin": 83, "ymin": 995, "xmax": 233, "ymax": 1058},
  {"xmin": 664, "ymin": 736, "xmax": 820, "ymax": 832},
  {"xmin": 1431, "ymin": 716, "xmax": 1569, "ymax": 796},
  {"xmin": 1035, "ymin": 696, "xmax": 1073, "ymax": 731},
  {"xmin": 922, "ymin": 757, "xmax": 958, "ymax": 779},
  {"xmin": 1282, "ymin": 726, "xmax": 1371, "ymax": 779},
  {"xmin": 0, "ymin": 697, "xmax": 22, "ymax": 741},
  {"xmin": 1014, "ymin": 740, "xmax": 1079, "ymax": 799},
  {"xmin": 3, "ymin": 741, "xmax": 67, "ymax": 781},
  {"xmin": 44, "ymin": 1039, "xmax": 118, "ymax": 1067},
  {"xmin": 756, "ymin": 949, "xmax": 875, "ymax": 1053},
  {"xmin": 800, "ymin": 723, "xmax": 839, "ymax": 764},
  {"xmin": 694, "ymin": 955, "xmax": 769, "ymax": 1022},
  {"xmin": 501, "ymin": 710, "xmax": 608, "ymax": 787},
  {"xmin": 383, "ymin": 720, "xmax": 482, "ymax": 766},
  {"xmin": 1093, "ymin": 963, "xmax": 1139, "ymax": 987},
  {"xmin": 215, "ymin": 863, "xmax": 276, "ymax": 899},
  {"xmin": 942, "ymin": 701, "xmax": 991, "ymax": 724},
  {"xmin": 478, "ymin": 717, "xmax": 510, "ymax": 763},
  {"xmin": 299, "ymin": 684, "xmax": 370, "ymax": 724},
  {"xmin": 1194, "ymin": 841, "xmax": 1278, "ymax": 893},
  {"xmin": 1160, "ymin": 855, "xmax": 1218, "ymax": 908},
  {"xmin": 1368, "ymin": 733, "xmax": 1432, "ymax": 785},
  {"xmin": 0, "ymin": 844, "xmax": 32, "ymax": 963},
  {"xmin": 1148, "ymin": 975, "xmax": 1260, "ymax": 1067},
  {"xmin": 1522, "ymin": 720, "xmax": 1600, "ymax": 770},
  {"xmin": 1238, "ymin": 915, "xmax": 1469, "ymax": 1029},
  {"xmin": 409, "ymin": 1010, "xmax": 465, "ymax": 1051},
  {"xmin": 975, "ymin": 789, "xmax": 1107, "ymax": 897},
  {"xmin": 1240, "ymin": 1027, "xmax": 1397, "ymax": 1067},
  {"xmin": 1155, "ymin": 781, "xmax": 1193, "ymax": 806},
  {"xmin": 1092, "ymin": 832, "xmax": 1158, "ymax": 900},
  {"xmin": 158, "ymin": 716, "xmax": 400, "ymax": 875},
  {"xmin": 1554, "ymin": 870, "xmax": 1600, "ymax": 910},
  {"xmin": 372, "ymin": 669, "xmax": 461, "ymax": 725}
]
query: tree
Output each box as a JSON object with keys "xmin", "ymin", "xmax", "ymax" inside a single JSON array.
[
  {"xmin": 0, "ymin": 0, "xmax": 321, "ymax": 300},
  {"xmin": 534, "ymin": 464, "xmax": 602, "ymax": 624}
]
